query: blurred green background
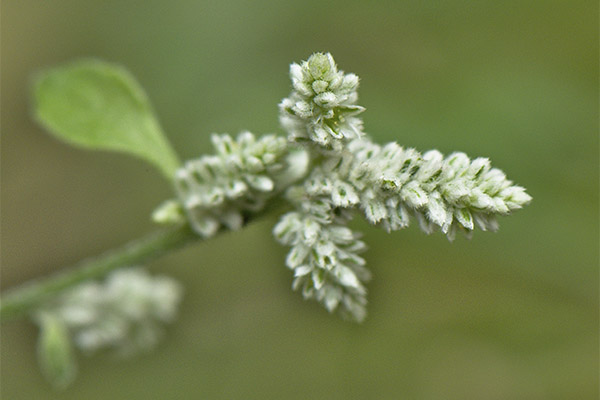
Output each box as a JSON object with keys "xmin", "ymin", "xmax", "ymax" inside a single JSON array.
[{"xmin": 1, "ymin": 0, "xmax": 598, "ymax": 399}]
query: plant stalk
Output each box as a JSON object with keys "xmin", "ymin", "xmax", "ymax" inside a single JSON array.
[{"xmin": 0, "ymin": 224, "xmax": 198, "ymax": 323}]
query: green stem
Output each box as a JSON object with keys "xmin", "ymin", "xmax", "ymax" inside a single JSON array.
[
  {"xmin": 0, "ymin": 224, "xmax": 198, "ymax": 323},
  {"xmin": 0, "ymin": 188, "xmax": 292, "ymax": 324}
]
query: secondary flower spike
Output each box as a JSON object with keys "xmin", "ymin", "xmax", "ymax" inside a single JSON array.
[{"xmin": 175, "ymin": 132, "xmax": 292, "ymax": 237}]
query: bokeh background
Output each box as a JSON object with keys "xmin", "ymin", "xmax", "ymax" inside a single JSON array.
[{"xmin": 2, "ymin": 1, "xmax": 598, "ymax": 399}]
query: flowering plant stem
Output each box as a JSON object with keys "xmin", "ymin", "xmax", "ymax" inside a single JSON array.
[
  {"xmin": 7, "ymin": 52, "xmax": 532, "ymax": 389},
  {"xmin": 0, "ymin": 225, "xmax": 198, "ymax": 323}
]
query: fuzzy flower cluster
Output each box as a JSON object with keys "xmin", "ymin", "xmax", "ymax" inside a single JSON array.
[
  {"xmin": 175, "ymin": 132, "xmax": 291, "ymax": 237},
  {"xmin": 168, "ymin": 52, "xmax": 530, "ymax": 322},
  {"xmin": 271, "ymin": 53, "xmax": 532, "ymax": 321},
  {"xmin": 345, "ymin": 139, "xmax": 532, "ymax": 239},
  {"xmin": 279, "ymin": 52, "xmax": 365, "ymax": 150},
  {"xmin": 274, "ymin": 193, "xmax": 370, "ymax": 321},
  {"xmin": 37, "ymin": 268, "xmax": 182, "ymax": 356}
]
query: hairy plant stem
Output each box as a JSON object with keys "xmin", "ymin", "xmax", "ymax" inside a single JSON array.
[
  {"xmin": 0, "ymin": 224, "xmax": 198, "ymax": 323},
  {"xmin": 0, "ymin": 195, "xmax": 291, "ymax": 323}
]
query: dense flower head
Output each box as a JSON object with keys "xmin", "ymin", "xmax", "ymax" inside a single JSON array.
[
  {"xmin": 346, "ymin": 139, "xmax": 532, "ymax": 239},
  {"xmin": 273, "ymin": 201, "xmax": 370, "ymax": 322},
  {"xmin": 174, "ymin": 132, "xmax": 290, "ymax": 237},
  {"xmin": 279, "ymin": 52, "xmax": 365, "ymax": 150},
  {"xmin": 37, "ymin": 268, "xmax": 182, "ymax": 356}
]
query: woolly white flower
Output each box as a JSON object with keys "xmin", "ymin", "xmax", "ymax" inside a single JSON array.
[
  {"xmin": 174, "ymin": 132, "xmax": 293, "ymax": 237},
  {"xmin": 346, "ymin": 139, "xmax": 532, "ymax": 239},
  {"xmin": 274, "ymin": 208, "xmax": 369, "ymax": 322},
  {"xmin": 169, "ymin": 52, "xmax": 530, "ymax": 323}
]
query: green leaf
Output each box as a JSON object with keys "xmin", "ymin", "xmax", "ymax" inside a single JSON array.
[
  {"xmin": 37, "ymin": 313, "xmax": 77, "ymax": 389},
  {"xmin": 33, "ymin": 60, "xmax": 180, "ymax": 180}
]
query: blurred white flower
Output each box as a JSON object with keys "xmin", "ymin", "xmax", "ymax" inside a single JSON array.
[{"xmin": 39, "ymin": 268, "xmax": 183, "ymax": 357}]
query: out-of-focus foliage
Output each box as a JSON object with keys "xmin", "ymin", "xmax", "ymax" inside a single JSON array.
[
  {"xmin": 1, "ymin": 0, "xmax": 597, "ymax": 399},
  {"xmin": 36, "ymin": 313, "xmax": 77, "ymax": 389}
]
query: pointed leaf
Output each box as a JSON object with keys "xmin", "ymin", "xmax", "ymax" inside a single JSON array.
[{"xmin": 33, "ymin": 60, "xmax": 180, "ymax": 180}]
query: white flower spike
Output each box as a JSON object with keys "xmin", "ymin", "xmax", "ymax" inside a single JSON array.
[
  {"xmin": 169, "ymin": 52, "xmax": 530, "ymax": 322},
  {"xmin": 174, "ymin": 132, "xmax": 293, "ymax": 237}
]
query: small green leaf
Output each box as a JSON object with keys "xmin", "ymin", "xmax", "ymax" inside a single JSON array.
[
  {"xmin": 33, "ymin": 60, "xmax": 180, "ymax": 180},
  {"xmin": 37, "ymin": 313, "xmax": 77, "ymax": 389}
]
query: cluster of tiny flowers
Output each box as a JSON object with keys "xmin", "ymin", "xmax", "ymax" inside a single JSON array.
[
  {"xmin": 272, "ymin": 53, "xmax": 531, "ymax": 321},
  {"xmin": 345, "ymin": 139, "xmax": 533, "ymax": 240},
  {"xmin": 279, "ymin": 52, "xmax": 365, "ymax": 150},
  {"xmin": 169, "ymin": 53, "xmax": 530, "ymax": 322},
  {"xmin": 274, "ymin": 185, "xmax": 370, "ymax": 322},
  {"xmin": 38, "ymin": 268, "xmax": 182, "ymax": 356},
  {"xmin": 175, "ymin": 132, "xmax": 290, "ymax": 237}
]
